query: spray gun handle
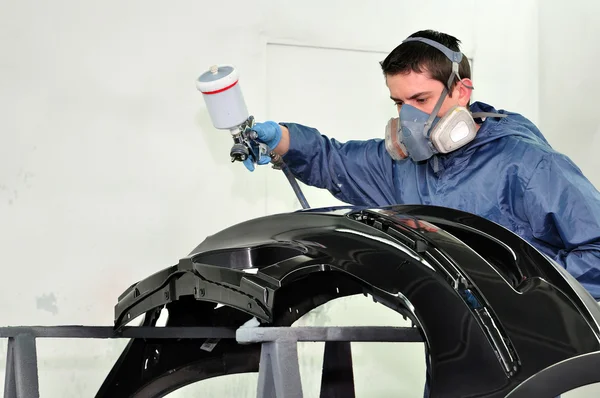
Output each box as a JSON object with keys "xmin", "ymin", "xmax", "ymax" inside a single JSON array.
[
  {"xmin": 228, "ymin": 115, "xmax": 269, "ymax": 164},
  {"xmin": 228, "ymin": 116, "xmax": 310, "ymax": 209}
]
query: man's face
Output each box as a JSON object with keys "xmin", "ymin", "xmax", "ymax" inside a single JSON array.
[{"xmin": 385, "ymin": 70, "xmax": 472, "ymax": 117}]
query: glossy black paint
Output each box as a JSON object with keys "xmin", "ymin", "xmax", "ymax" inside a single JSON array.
[{"xmin": 98, "ymin": 205, "xmax": 600, "ymax": 398}]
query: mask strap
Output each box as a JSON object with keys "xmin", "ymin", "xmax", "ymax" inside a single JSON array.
[
  {"xmin": 471, "ymin": 112, "xmax": 508, "ymax": 119},
  {"xmin": 432, "ymin": 156, "xmax": 440, "ymax": 173},
  {"xmin": 403, "ymin": 37, "xmax": 463, "ymax": 65},
  {"xmin": 403, "ymin": 36, "xmax": 481, "ymax": 138},
  {"xmin": 423, "ymin": 87, "xmax": 448, "ymax": 138},
  {"xmin": 402, "ymin": 37, "xmax": 474, "ymax": 91}
]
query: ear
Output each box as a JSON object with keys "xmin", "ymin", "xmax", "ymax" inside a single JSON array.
[{"xmin": 455, "ymin": 78, "xmax": 474, "ymax": 107}]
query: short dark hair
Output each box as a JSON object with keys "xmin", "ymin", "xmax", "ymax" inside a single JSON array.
[{"xmin": 380, "ymin": 30, "xmax": 471, "ymax": 95}]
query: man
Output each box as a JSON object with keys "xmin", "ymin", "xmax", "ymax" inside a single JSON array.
[{"xmin": 245, "ymin": 29, "xmax": 600, "ymax": 300}]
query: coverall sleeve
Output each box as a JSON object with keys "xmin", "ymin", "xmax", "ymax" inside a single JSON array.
[
  {"xmin": 280, "ymin": 122, "xmax": 397, "ymax": 207},
  {"xmin": 523, "ymin": 153, "xmax": 600, "ymax": 299}
]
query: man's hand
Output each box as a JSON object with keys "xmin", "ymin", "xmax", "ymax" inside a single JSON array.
[
  {"xmin": 251, "ymin": 121, "xmax": 282, "ymax": 150},
  {"xmin": 243, "ymin": 121, "xmax": 290, "ymax": 171}
]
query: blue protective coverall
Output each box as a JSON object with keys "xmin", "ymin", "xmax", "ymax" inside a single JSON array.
[{"xmin": 280, "ymin": 101, "xmax": 600, "ymax": 299}]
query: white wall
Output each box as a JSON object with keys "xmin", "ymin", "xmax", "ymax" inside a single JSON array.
[
  {"xmin": 0, "ymin": 0, "xmax": 554, "ymax": 396},
  {"xmin": 538, "ymin": 1, "xmax": 600, "ymax": 189}
]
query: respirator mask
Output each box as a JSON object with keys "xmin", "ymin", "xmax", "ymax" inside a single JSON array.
[{"xmin": 385, "ymin": 37, "xmax": 507, "ymax": 162}]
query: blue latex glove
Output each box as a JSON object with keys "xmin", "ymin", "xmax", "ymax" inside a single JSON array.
[
  {"xmin": 243, "ymin": 150, "xmax": 271, "ymax": 171},
  {"xmin": 243, "ymin": 121, "xmax": 283, "ymax": 172}
]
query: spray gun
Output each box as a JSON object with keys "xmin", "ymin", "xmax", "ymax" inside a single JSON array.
[{"xmin": 196, "ymin": 64, "xmax": 310, "ymax": 209}]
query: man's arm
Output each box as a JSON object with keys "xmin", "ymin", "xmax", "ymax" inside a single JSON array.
[
  {"xmin": 270, "ymin": 122, "xmax": 397, "ymax": 207},
  {"xmin": 523, "ymin": 153, "xmax": 600, "ymax": 299},
  {"xmin": 272, "ymin": 124, "xmax": 290, "ymax": 155}
]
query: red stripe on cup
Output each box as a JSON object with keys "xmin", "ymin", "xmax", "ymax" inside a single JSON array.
[{"xmin": 201, "ymin": 80, "xmax": 238, "ymax": 95}]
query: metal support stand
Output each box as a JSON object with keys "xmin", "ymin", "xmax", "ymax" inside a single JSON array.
[
  {"xmin": 0, "ymin": 326, "xmax": 237, "ymax": 398},
  {"xmin": 0, "ymin": 325, "xmax": 422, "ymax": 398},
  {"xmin": 236, "ymin": 326, "xmax": 422, "ymax": 398},
  {"xmin": 1, "ymin": 322, "xmax": 597, "ymax": 397},
  {"xmin": 256, "ymin": 340, "xmax": 303, "ymax": 398},
  {"xmin": 4, "ymin": 334, "xmax": 40, "ymax": 398},
  {"xmin": 319, "ymin": 342, "xmax": 355, "ymax": 398}
]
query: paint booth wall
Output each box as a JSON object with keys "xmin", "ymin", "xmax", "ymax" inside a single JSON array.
[
  {"xmin": 0, "ymin": 0, "xmax": 591, "ymax": 397},
  {"xmin": 538, "ymin": 1, "xmax": 600, "ymax": 189}
]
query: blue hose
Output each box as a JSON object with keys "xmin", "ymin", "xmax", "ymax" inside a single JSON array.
[
  {"xmin": 271, "ymin": 154, "xmax": 310, "ymax": 209},
  {"xmin": 281, "ymin": 165, "xmax": 310, "ymax": 209}
]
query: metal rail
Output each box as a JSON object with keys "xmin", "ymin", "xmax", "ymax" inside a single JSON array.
[{"xmin": 1, "ymin": 325, "xmax": 422, "ymax": 398}]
